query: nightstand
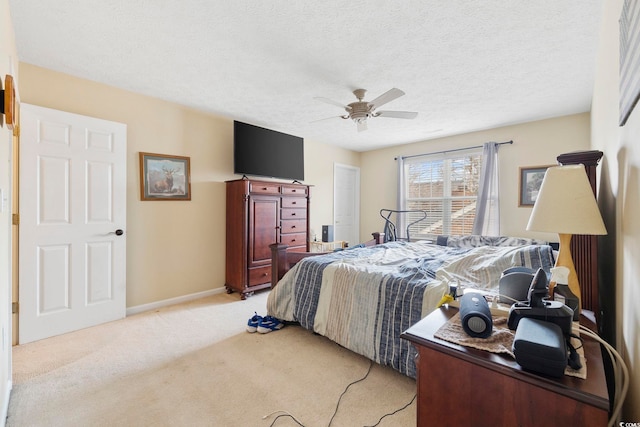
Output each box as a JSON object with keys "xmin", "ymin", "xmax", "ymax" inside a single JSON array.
[
  {"xmin": 401, "ymin": 307, "xmax": 609, "ymax": 427},
  {"xmin": 309, "ymin": 240, "xmax": 345, "ymax": 252}
]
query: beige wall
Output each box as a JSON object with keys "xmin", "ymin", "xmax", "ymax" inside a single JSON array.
[
  {"xmin": 591, "ymin": 0, "xmax": 640, "ymax": 420},
  {"xmin": 359, "ymin": 113, "xmax": 591, "ymax": 242},
  {"xmin": 1, "ymin": 0, "xmax": 17, "ymax": 416},
  {"xmin": 18, "ymin": 63, "xmax": 360, "ymax": 308}
]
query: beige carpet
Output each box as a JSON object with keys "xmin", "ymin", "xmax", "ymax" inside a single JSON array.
[{"xmin": 7, "ymin": 291, "xmax": 416, "ymax": 426}]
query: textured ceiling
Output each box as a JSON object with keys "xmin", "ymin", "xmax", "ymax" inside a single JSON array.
[{"xmin": 9, "ymin": 1, "xmax": 603, "ymax": 152}]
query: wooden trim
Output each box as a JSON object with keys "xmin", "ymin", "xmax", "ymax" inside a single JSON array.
[{"xmin": 2, "ymin": 75, "xmax": 16, "ymax": 130}]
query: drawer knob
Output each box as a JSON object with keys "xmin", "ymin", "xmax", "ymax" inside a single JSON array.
[
  {"xmin": 291, "ymin": 213, "xmax": 296, "ymax": 216},
  {"xmin": 291, "ymin": 225, "xmax": 296, "ymax": 229}
]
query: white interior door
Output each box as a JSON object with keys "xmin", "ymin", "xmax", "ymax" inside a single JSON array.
[
  {"xmin": 333, "ymin": 163, "xmax": 360, "ymax": 246},
  {"xmin": 19, "ymin": 104, "xmax": 127, "ymax": 344}
]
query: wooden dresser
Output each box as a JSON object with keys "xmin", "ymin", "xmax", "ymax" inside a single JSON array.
[
  {"xmin": 225, "ymin": 178, "xmax": 310, "ymax": 299},
  {"xmin": 401, "ymin": 307, "xmax": 609, "ymax": 427}
]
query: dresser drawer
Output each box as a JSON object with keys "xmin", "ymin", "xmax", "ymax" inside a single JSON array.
[
  {"xmin": 281, "ymin": 232, "xmax": 306, "ymax": 247},
  {"xmin": 281, "ymin": 186, "xmax": 308, "ymax": 196},
  {"xmin": 281, "ymin": 219, "xmax": 306, "ymax": 234},
  {"xmin": 248, "ymin": 265, "xmax": 271, "ymax": 286},
  {"xmin": 250, "ymin": 183, "xmax": 280, "ymax": 195},
  {"xmin": 281, "ymin": 208, "xmax": 306, "ymax": 220},
  {"xmin": 281, "ymin": 198, "xmax": 305, "ymax": 209}
]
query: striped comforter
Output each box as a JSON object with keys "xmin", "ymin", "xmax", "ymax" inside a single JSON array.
[{"xmin": 267, "ymin": 240, "xmax": 555, "ymax": 378}]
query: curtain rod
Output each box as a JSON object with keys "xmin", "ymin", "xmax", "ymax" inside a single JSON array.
[{"xmin": 395, "ymin": 140, "xmax": 513, "ymax": 161}]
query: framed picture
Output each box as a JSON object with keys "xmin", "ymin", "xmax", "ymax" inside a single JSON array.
[
  {"xmin": 519, "ymin": 165, "xmax": 553, "ymax": 207},
  {"xmin": 139, "ymin": 152, "xmax": 191, "ymax": 201},
  {"xmin": 620, "ymin": 0, "xmax": 640, "ymax": 126}
]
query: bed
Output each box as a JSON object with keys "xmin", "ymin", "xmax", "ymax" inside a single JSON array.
[{"xmin": 267, "ymin": 235, "xmax": 556, "ymax": 378}]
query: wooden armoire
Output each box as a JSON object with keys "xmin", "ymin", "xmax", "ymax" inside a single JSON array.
[{"xmin": 225, "ymin": 178, "xmax": 310, "ymax": 299}]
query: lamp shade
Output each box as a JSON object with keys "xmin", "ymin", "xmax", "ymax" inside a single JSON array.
[{"xmin": 526, "ymin": 165, "xmax": 607, "ymax": 235}]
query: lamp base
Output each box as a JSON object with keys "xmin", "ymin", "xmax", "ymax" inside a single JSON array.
[{"xmin": 554, "ymin": 233, "xmax": 581, "ymax": 317}]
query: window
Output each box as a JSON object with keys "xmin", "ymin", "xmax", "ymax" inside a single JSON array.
[{"xmin": 400, "ymin": 148, "xmax": 482, "ymax": 240}]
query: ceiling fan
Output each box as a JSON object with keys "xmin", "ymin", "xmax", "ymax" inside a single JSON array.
[{"xmin": 314, "ymin": 88, "xmax": 418, "ymax": 132}]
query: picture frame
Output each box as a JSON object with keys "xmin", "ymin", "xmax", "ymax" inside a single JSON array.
[
  {"xmin": 139, "ymin": 152, "xmax": 191, "ymax": 201},
  {"xmin": 518, "ymin": 165, "xmax": 553, "ymax": 207},
  {"xmin": 620, "ymin": 0, "xmax": 640, "ymax": 126}
]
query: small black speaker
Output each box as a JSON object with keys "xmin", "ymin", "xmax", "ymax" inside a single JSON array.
[
  {"xmin": 322, "ymin": 225, "xmax": 333, "ymax": 242},
  {"xmin": 459, "ymin": 292, "xmax": 493, "ymax": 338}
]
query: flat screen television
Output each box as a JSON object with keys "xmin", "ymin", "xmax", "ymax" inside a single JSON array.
[{"xmin": 233, "ymin": 121, "xmax": 304, "ymax": 181}]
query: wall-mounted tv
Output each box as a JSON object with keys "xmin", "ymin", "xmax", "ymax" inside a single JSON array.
[{"xmin": 233, "ymin": 121, "xmax": 304, "ymax": 181}]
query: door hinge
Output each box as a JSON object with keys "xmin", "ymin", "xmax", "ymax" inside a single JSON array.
[
  {"xmin": 12, "ymin": 302, "xmax": 18, "ymax": 314},
  {"xmin": 12, "ymin": 214, "xmax": 19, "ymax": 225}
]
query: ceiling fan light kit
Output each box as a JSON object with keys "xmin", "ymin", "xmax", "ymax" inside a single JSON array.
[{"xmin": 315, "ymin": 87, "xmax": 418, "ymax": 132}]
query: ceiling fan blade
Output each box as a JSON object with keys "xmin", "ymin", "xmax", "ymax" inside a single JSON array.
[
  {"xmin": 310, "ymin": 115, "xmax": 347, "ymax": 123},
  {"xmin": 376, "ymin": 110, "xmax": 418, "ymax": 119},
  {"xmin": 357, "ymin": 120, "xmax": 368, "ymax": 132},
  {"xmin": 368, "ymin": 88, "xmax": 405, "ymax": 109},
  {"xmin": 314, "ymin": 97, "xmax": 351, "ymax": 110}
]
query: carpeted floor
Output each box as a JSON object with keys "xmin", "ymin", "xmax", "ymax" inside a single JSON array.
[{"xmin": 7, "ymin": 291, "xmax": 416, "ymax": 426}]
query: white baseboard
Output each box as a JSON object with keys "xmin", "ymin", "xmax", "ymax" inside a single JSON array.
[
  {"xmin": 1, "ymin": 379, "xmax": 11, "ymax": 427},
  {"xmin": 126, "ymin": 287, "xmax": 226, "ymax": 316}
]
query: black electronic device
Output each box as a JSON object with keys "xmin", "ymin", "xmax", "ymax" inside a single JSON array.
[
  {"xmin": 322, "ymin": 225, "xmax": 333, "ymax": 242},
  {"xmin": 507, "ymin": 268, "xmax": 573, "ymax": 336},
  {"xmin": 513, "ymin": 317, "xmax": 568, "ymax": 378},
  {"xmin": 553, "ymin": 283, "xmax": 580, "ymax": 321},
  {"xmin": 498, "ymin": 267, "xmax": 535, "ymax": 303},
  {"xmin": 459, "ymin": 292, "xmax": 493, "ymax": 338},
  {"xmin": 233, "ymin": 121, "xmax": 304, "ymax": 181}
]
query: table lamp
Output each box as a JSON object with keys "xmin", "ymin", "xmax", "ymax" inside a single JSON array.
[{"xmin": 526, "ymin": 164, "xmax": 607, "ymax": 315}]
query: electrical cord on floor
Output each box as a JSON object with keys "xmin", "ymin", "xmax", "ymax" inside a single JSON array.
[
  {"xmin": 262, "ymin": 359, "xmax": 414, "ymax": 427},
  {"xmin": 263, "ymin": 410, "xmax": 305, "ymax": 427},
  {"xmin": 326, "ymin": 360, "xmax": 374, "ymax": 426},
  {"xmin": 363, "ymin": 393, "xmax": 416, "ymax": 427},
  {"xmin": 262, "ymin": 361, "xmax": 373, "ymax": 427},
  {"xmin": 578, "ymin": 325, "xmax": 629, "ymax": 427}
]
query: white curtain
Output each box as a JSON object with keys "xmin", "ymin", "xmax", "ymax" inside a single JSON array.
[
  {"xmin": 397, "ymin": 155, "xmax": 406, "ymax": 209},
  {"xmin": 394, "ymin": 155, "xmax": 407, "ymax": 241},
  {"xmin": 472, "ymin": 142, "xmax": 500, "ymax": 235}
]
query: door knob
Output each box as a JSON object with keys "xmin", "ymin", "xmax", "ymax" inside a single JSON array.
[{"xmin": 112, "ymin": 229, "xmax": 124, "ymax": 236}]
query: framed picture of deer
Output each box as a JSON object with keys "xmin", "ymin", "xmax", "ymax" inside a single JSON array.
[{"xmin": 139, "ymin": 152, "xmax": 191, "ymax": 201}]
